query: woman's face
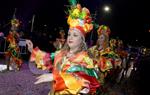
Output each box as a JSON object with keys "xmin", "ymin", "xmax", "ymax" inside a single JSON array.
[
  {"xmin": 67, "ymin": 28, "xmax": 83, "ymax": 49},
  {"xmin": 97, "ymin": 34, "xmax": 105, "ymax": 45}
]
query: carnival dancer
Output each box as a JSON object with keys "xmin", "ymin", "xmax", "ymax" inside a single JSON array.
[
  {"xmin": 26, "ymin": 3, "xmax": 100, "ymax": 95},
  {"xmin": 115, "ymin": 39, "xmax": 128, "ymax": 83},
  {"xmin": 89, "ymin": 25, "xmax": 122, "ymax": 93},
  {"xmin": 5, "ymin": 18, "xmax": 22, "ymax": 71}
]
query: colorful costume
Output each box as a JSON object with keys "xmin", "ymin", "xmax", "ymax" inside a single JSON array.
[
  {"xmin": 89, "ymin": 25, "xmax": 121, "ymax": 86},
  {"xmin": 29, "ymin": 3, "xmax": 100, "ymax": 94},
  {"xmin": 30, "ymin": 48, "xmax": 100, "ymax": 94},
  {"xmin": 30, "ymin": 47, "xmax": 53, "ymax": 71},
  {"xmin": 116, "ymin": 39, "xmax": 128, "ymax": 59},
  {"xmin": 115, "ymin": 39, "xmax": 129, "ymax": 82},
  {"xmin": 5, "ymin": 18, "xmax": 22, "ymax": 70},
  {"xmin": 52, "ymin": 50, "xmax": 100, "ymax": 94}
]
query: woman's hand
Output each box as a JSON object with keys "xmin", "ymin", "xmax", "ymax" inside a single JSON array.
[
  {"xmin": 79, "ymin": 78, "xmax": 90, "ymax": 88},
  {"xmin": 34, "ymin": 73, "xmax": 54, "ymax": 84},
  {"xmin": 26, "ymin": 39, "xmax": 33, "ymax": 53}
]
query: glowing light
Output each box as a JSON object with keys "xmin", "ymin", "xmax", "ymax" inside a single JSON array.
[{"xmin": 103, "ymin": 6, "xmax": 110, "ymax": 12}]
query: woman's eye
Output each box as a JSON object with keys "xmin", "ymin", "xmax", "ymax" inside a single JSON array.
[{"xmin": 73, "ymin": 33, "xmax": 78, "ymax": 37}]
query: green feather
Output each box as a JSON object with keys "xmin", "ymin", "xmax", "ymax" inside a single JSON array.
[{"xmin": 68, "ymin": 0, "xmax": 77, "ymax": 6}]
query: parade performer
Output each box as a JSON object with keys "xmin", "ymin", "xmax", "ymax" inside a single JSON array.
[
  {"xmin": 26, "ymin": 3, "xmax": 100, "ymax": 95},
  {"xmin": 53, "ymin": 29, "xmax": 66, "ymax": 50},
  {"xmin": 89, "ymin": 25, "xmax": 121, "ymax": 87},
  {"xmin": 5, "ymin": 18, "xmax": 22, "ymax": 71},
  {"xmin": 115, "ymin": 39, "xmax": 129, "ymax": 82}
]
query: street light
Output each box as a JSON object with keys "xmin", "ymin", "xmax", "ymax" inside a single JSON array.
[{"xmin": 103, "ymin": 5, "xmax": 111, "ymax": 12}]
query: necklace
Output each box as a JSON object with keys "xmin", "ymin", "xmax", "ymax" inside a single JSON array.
[{"xmin": 66, "ymin": 51, "xmax": 75, "ymax": 59}]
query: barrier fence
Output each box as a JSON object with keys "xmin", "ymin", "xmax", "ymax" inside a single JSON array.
[{"xmin": 0, "ymin": 37, "xmax": 27, "ymax": 54}]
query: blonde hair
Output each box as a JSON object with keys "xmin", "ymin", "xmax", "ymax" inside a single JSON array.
[{"xmin": 96, "ymin": 34, "xmax": 109, "ymax": 50}]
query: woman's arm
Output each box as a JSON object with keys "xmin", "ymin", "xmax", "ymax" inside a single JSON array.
[
  {"xmin": 34, "ymin": 73, "xmax": 54, "ymax": 84},
  {"xmin": 26, "ymin": 39, "xmax": 33, "ymax": 53}
]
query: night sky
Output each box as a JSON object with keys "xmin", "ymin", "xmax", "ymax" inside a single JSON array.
[{"xmin": 0, "ymin": 0, "xmax": 150, "ymax": 47}]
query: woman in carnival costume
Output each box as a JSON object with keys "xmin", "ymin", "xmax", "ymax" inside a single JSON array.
[
  {"xmin": 5, "ymin": 18, "xmax": 22, "ymax": 71},
  {"xmin": 26, "ymin": 3, "xmax": 100, "ymax": 95},
  {"xmin": 115, "ymin": 39, "xmax": 131, "ymax": 82},
  {"xmin": 53, "ymin": 29, "xmax": 66, "ymax": 50},
  {"xmin": 89, "ymin": 25, "xmax": 122, "ymax": 92}
]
